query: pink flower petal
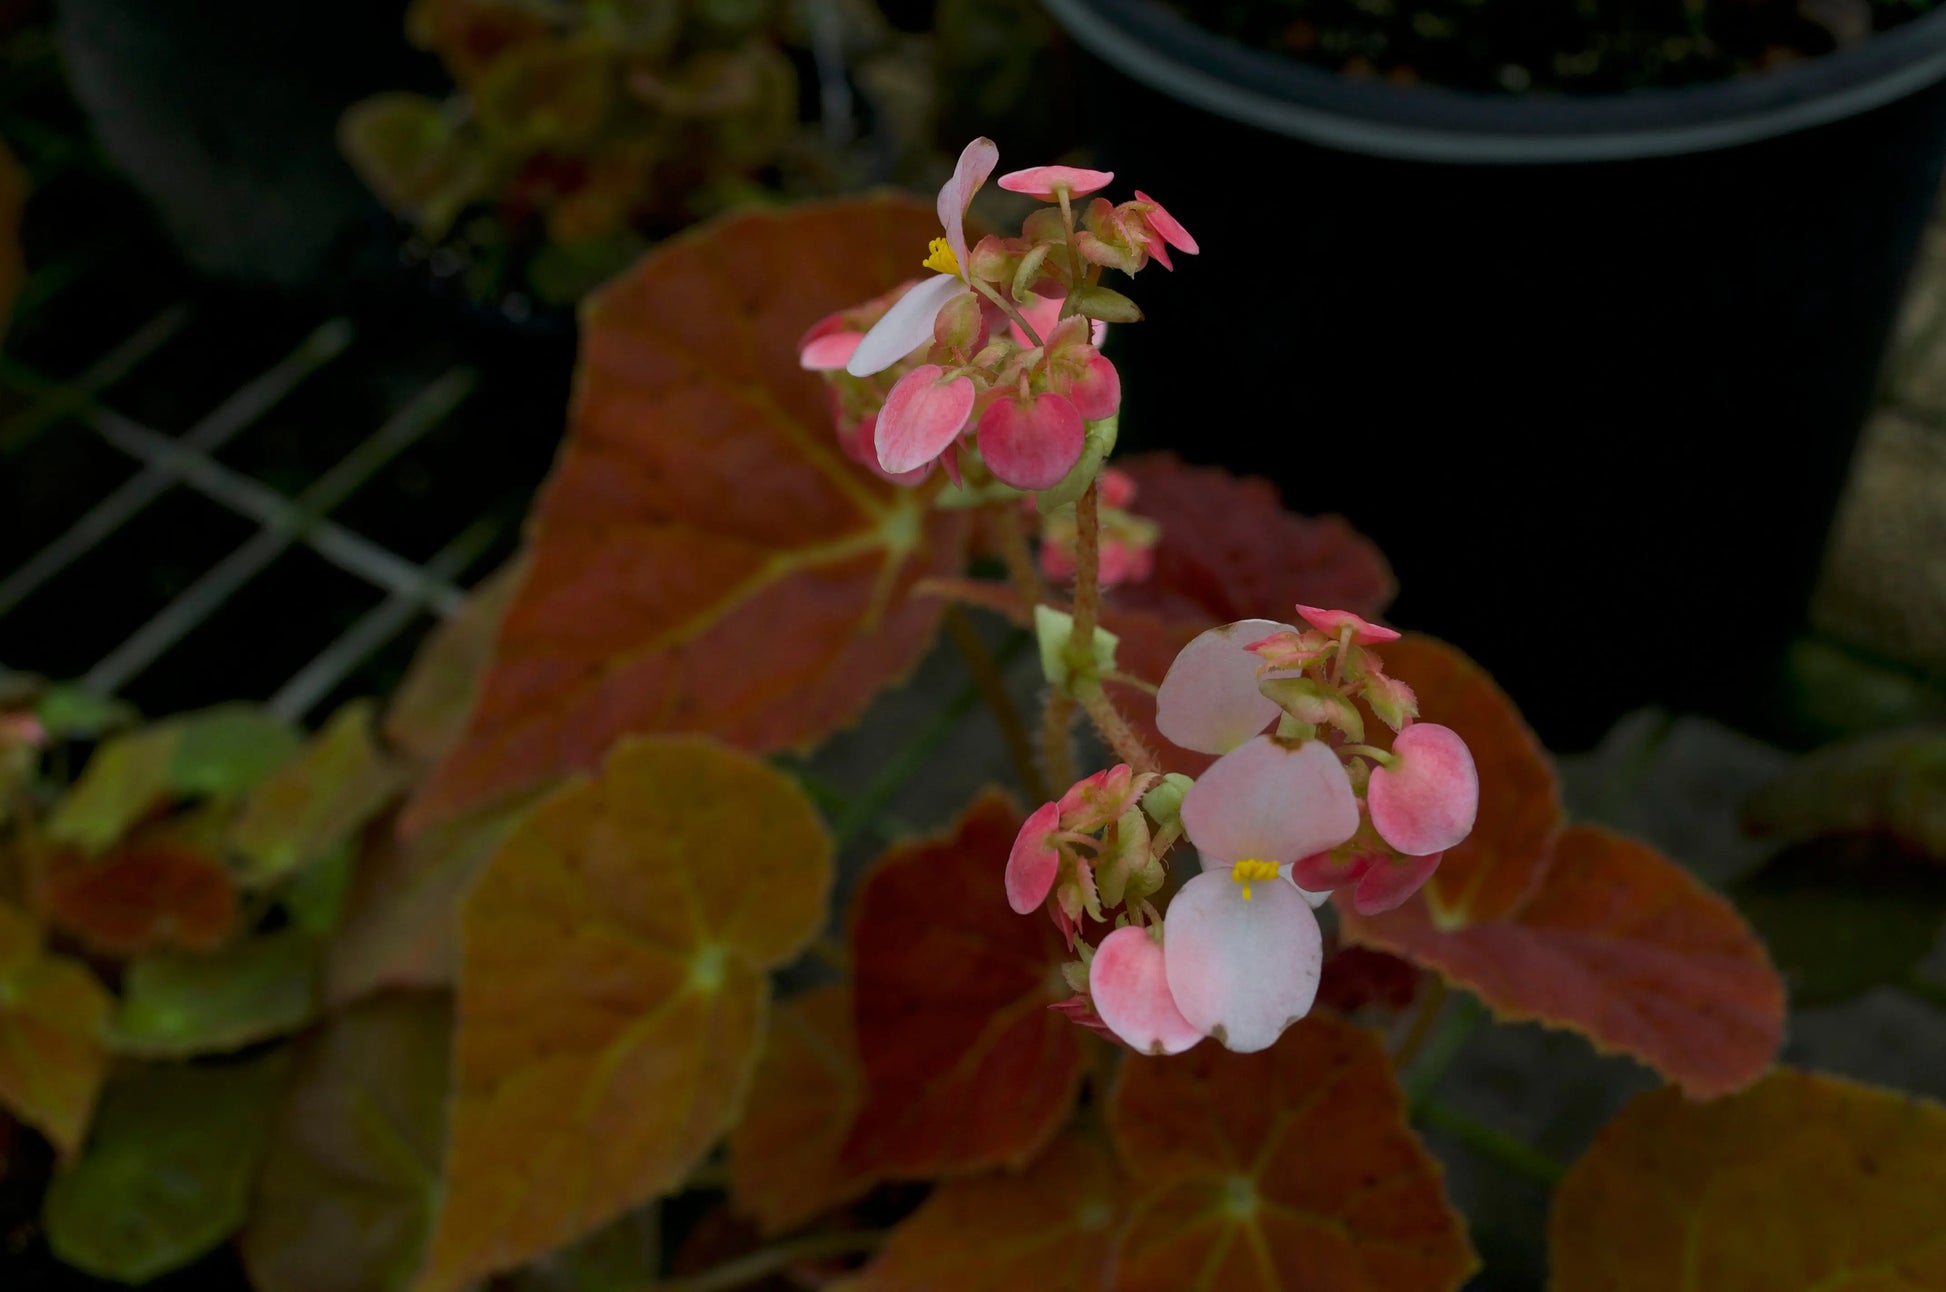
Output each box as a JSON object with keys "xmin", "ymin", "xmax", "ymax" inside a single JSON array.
[
  {"xmin": 1154, "ymin": 619, "xmax": 1291, "ymax": 756},
  {"xmin": 1368, "ymin": 723, "xmax": 1479, "ymax": 856},
  {"xmin": 1011, "ymin": 291, "xmax": 1064, "ymax": 348},
  {"xmin": 1162, "ymin": 869, "xmax": 1322, "ymax": 1053},
  {"xmin": 1134, "ymin": 190, "xmax": 1198, "ymax": 254},
  {"xmin": 938, "ymin": 137, "xmax": 999, "ymax": 282},
  {"xmin": 1179, "ymin": 735, "xmax": 1361, "ymax": 866},
  {"xmin": 799, "ymin": 329, "xmax": 863, "ymax": 371},
  {"xmin": 1090, "ymin": 925, "xmax": 1204, "ymax": 1055},
  {"xmin": 1288, "ymin": 849, "xmax": 1378, "ymax": 892},
  {"xmin": 1068, "ymin": 354, "xmax": 1122, "ymax": 422},
  {"xmin": 1293, "ymin": 604, "xmax": 1400, "ymax": 645},
  {"xmin": 1350, "ymin": 850, "xmax": 1444, "ymax": 915},
  {"xmin": 976, "ymin": 391, "xmax": 1085, "ymax": 491},
  {"xmin": 1005, "ymin": 800, "xmax": 1062, "ymax": 915},
  {"xmin": 997, "ymin": 164, "xmax": 1116, "ymax": 200},
  {"xmin": 847, "ymin": 275, "xmax": 967, "ymax": 377},
  {"xmin": 1097, "ymin": 467, "xmax": 1137, "ymax": 510},
  {"xmin": 876, "ymin": 364, "xmax": 975, "ymax": 476}
]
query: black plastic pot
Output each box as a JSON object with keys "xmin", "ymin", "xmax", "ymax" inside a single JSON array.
[{"xmin": 1045, "ymin": 0, "xmax": 1946, "ymax": 748}]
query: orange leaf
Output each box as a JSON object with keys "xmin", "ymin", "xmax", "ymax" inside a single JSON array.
[
  {"xmin": 42, "ymin": 833, "xmax": 237, "ymax": 956},
  {"xmin": 418, "ymin": 735, "xmax": 831, "ymax": 1288},
  {"xmin": 728, "ymin": 985, "xmax": 878, "ymax": 1237},
  {"xmin": 845, "ymin": 793, "xmax": 1086, "ymax": 1178},
  {"xmin": 837, "ymin": 1133, "xmax": 1124, "ymax": 1292},
  {"xmin": 403, "ymin": 198, "xmax": 970, "ymax": 833},
  {"xmin": 1550, "ymin": 1070, "xmax": 1946, "ymax": 1290},
  {"xmin": 383, "ymin": 560, "xmax": 525, "ymax": 771},
  {"xmin": 0, "ymin": 901, "xmax": 111, "ymax": 1156},
  {"xmin": 1108, "ymin": 1014, "xmax": 1476, "ymax": 1292},
  {"xmin": 1341, "ymin": 825, "xmax": 1784, "ymax": 1098},
  {"xmin": 1377, "ymin": 635, "xmax": 1562, "ymax": 928}
]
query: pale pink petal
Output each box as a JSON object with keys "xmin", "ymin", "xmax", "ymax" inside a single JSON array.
[
  {"xmin": 1154, "ymin": 619, "xmax": 1291, "ymax": 756},
  {"xmin": 997, "ymin": 164, "xmax": 1115, "ymax": 200},
  {"xmin": 1090, "ymin": 925, "xmax": 1204, "ymax": 1055},
  {"xmin": 1293, "ymin": 604, "xmax": 1401, "ymax": 645},
  {"xmin": 1163, "ymin": 870, "xmax": 1322, "ymax": 1053},
  {"xmin": 1289, "ymin": 849, "xmax": 1377, "ymax": 892},
  {"xmin": 938, "ymin": 137, "xmax": 999, "ymax": 282},
  {"xmin": 799, "ymin": 329, "xmax": 863, "ymax": 371},
  {"xmin": 876, "ymin": 364, "xmax": 975, "ymax": 476},
  {"xmin": 1005, "ymin": 800, "xmax": 1062, "ymax": 915},
  {"xmin": 1350, "ymin": 851, "xmax": 1444, "ymax": 915},
  {"xmin": 976, "ymin": 391, "xmax": 1085, "ymax": 491},
  {"xmin": 1368, "ymin": 723, "xmax": 1479, "ymax": 856},
  {"xmin": 847, "ymin": 274, "xmax": 966, "ymax": 377},
  {"xmin": 1179, "ymin": 736, "xmax": 1361, "ymax": 865},
  {"xmin": 1011, "ymin": 291, "xmax": 1065, "ymax": 348},
  {"xmin": 1134, "ymin": 190, "xmax": 1198, "ymax": 254},
  {"xmin": 1068, "ymin": 354, "xmax": 1122, "ymax": 421}
]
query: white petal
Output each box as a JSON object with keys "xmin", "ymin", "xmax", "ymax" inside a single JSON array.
[
  {"xmin": 1179, "ymin": 735, "xmax": 1361, "ymax": 866},
  {"xmin": 845, "ymin": 275, "xmax": 965, "ymax": 377},
  {"xmin": 1163, "ymin": 870, "xmax": 1322, "ymax": 1053},
  {"xmin": 938, "ymin": 137, "xmax": 998, "ymax": 278},
  {"xmin": 1154, "ymin": 619, "xmax": 1291, "ymax": 755}
]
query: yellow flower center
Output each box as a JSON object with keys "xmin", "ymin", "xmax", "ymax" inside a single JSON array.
[
  {"xmin": 1230, "ymin": 859, "xmax": 1281, "ymax": 902},
  {"xmin": 923, "ymin": 236, "xmax": 961, "ymax": 277}
]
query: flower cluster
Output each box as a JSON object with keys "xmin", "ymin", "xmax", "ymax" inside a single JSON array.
[
  {"xmin": 799, "ymin": 138, "xmax": 1195, "ymax": 492},
  {"xmin": 1010, "ymin": 605, "xmax": 1480, "ymax": 1055}
]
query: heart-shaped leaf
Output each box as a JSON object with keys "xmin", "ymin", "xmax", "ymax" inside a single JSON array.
[
  {"xmin": 0, "ymin": 901, "xmax": 111, "ymax": 1155},
  {"xmin": 404, "ymin": 198, "xmax": 971, "ymax": 833}
]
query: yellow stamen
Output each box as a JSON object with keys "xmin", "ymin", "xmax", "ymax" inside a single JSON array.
[
  {"xmin": 922, "ymin": 236, "xmax": 961, "ymax": 277},
  {"xmin": 1231, "ymin": 859, "xmax": 1281, "ymax": 902}
]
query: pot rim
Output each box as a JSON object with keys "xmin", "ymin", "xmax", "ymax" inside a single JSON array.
[{"xmin": 1043, "ymin": 0, "xmax": 1946, "ymax": 162}]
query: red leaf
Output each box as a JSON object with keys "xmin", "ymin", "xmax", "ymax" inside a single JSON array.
[
  {"xmin": 1108, "ymin": 1014, "xmax": 1477, "ymax": 1292},
  {"xmin": 1342, "ymin": 825, "xmax": 1785, "ymax": 1098},
  {"xmin": 842, "ymin": 1133, "xmax": 1124, "ymax": 1291},
  {"xmin": 403, "ymin": 198, "xmax": 971, "ymax": 833},
  {"xmin": 1107, "ymin": 454, "xmax": 1394, "ymax": 630},
  {"xmin": 845, "ymin": 793, "xmax": 1086, "ymax": 1178},
  {"xmin": 42, "ymin": 836, "xmax": 237, "ymax": 957}
]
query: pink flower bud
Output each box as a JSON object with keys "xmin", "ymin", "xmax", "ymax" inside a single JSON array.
[{"xmin": 1367, "ymin": 723, "xmax": 1479, "ymax": 856}]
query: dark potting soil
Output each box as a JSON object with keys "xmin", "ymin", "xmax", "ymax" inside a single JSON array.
[{"xmin": 1168, "ymin": 0, "xmax": 1937, "ymax": 93}]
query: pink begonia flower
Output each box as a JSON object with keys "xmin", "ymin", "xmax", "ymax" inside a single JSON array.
[
  {"xmin": 876, "ymin": 364, "xmax": 977, "ymax": 476},
  {"xmin": 1131, "ymin": 189, "xmax": 1198, "ymax": 269},
  {"xmin": 1089, "ymin": 925, "xmax": 1203, "ymax": 1055},
  {"xmin": 1057, "ymin": 763, "xmax": 1154, "ymax": 833},
  {"xmin": 1154, "ymin": 619, "xmax": 1295, "ymax": 755},
  {"xmin": 846, "ymin": 138, "xmax": 997, "ymax": 379},
  {"xmin": 1290, "ymin": 845, "xmax": 1443, "ymax": 916},
  {"xmin": 1368, "ymin": 722, "xmax": 1479, "ymax": 856},
  {"xmin": 1294, "ymin": 603, "xmax": 1400, "ymax": 645},
  {"xmin": 1005, "ymin": 799, "xmax": 1062, "ymax": 915},
  {"xmin": 976, "ymin": 388, "xmax": 1085, "ymax": 491},
  {"xmin": 997, "ymin": 165, "xmax": 1115, "ymax": 200},
  {"xmin": 1164, "ymin": 736, "xmax": 1360, "ymax": 1051}
]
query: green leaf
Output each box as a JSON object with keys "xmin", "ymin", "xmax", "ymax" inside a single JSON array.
[
  {"xmin": 1034, "ymin": 604, "xmax": 1119, "ymax": 691},
  {"xmin": 35, "ymin": 684, "xmax": 139, "ymax": 741},
  {"xmin": 1037, "ymin": 415, "xmax": 1119, "ymax": 513},
  {"xmin": 240, "ymin": 994, "xmax": 452, "ymax": 1292},
  {"xmin": 110, "ymin": 929, "xmax": 321, "ymax": 1058},
  {"xmin": 45, "ymin": 1053, "xmax": 289, "ymax": 1283},
  {"xmin": 1731, "ymin": 835, "xmax": 1946, "ymax": 1006},
  {"xmin": 1064, "ymin": 282, "xmax": 1143, "ymax": 323},
  {"xmin": 230, "ymin": 700, "xmax": 406, "ymax": 886},
  {"xmin": 49, "ymin": 705, "xmax": 301, "ymax": 853},
  {"xmin": 285, "ymin": 842, "xmax": 358, "ymax": 937}
]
